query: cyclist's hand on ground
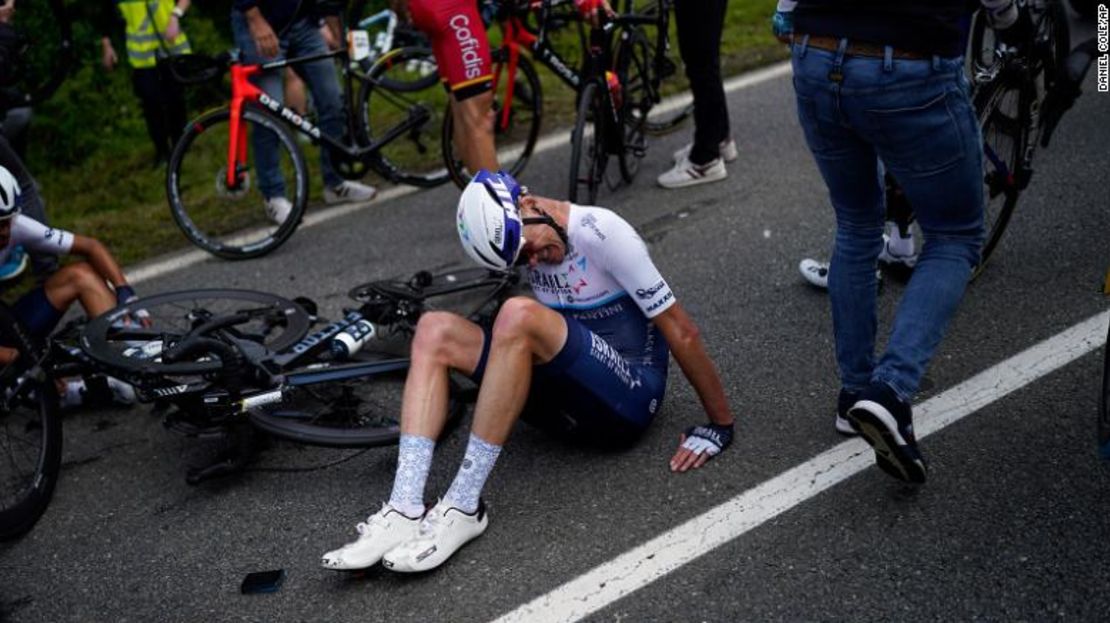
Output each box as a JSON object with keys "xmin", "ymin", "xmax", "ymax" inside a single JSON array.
[
  {"xmin": 669, "ymin": 422, "xmax": 734, "ymax": 472},
  {"xmin": 247, "ymin": 13, "xmax": 280, "ymax": 58}
]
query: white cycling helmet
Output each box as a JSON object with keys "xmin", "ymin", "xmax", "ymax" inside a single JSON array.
[
  {"xmin": 0, "ymin": 165, "xmax": 20, "ymax": 220},
  {"xmin": 456, "ymin": 170, "xmax": 525, "ymax": 270}
]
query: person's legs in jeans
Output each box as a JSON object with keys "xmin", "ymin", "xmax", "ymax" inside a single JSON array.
[
  {"xmin": 867, "ymin": 59, "xmax": 984, "ymax": 400},
  {"xmin": 230, "ymin": 10, "xmax": 288, "ymax": 200},
  {"xmin": 792, "ymin": 45, "xmax": 886, "ymax": 395},
  {"xmin": 285, "ymin": 17, "xmax": 346, "ymax": 190},
  {"xmin": 674, "ymin": 0, "xmax": 730, "ymax": 165}
]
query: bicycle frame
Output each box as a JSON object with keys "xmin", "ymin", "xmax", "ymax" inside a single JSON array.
[{"xmin": 222, "ymin": 50, "xmax": 432, "ymax": 190}]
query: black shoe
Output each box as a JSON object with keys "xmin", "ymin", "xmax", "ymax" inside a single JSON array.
[{"xmin": 847, "ymin": 383, "xmax": 927, "ymax": 484}]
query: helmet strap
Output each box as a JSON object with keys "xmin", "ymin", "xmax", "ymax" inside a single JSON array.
[{"xmin": 522, "ymin": 211, "xmax": 569, "ymax": 248}]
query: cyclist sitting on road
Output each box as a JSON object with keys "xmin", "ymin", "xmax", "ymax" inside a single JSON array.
[
  {"xmin": 231, "ymin": 0, "xmax": 377, "ymax": 222},
  {"xmin": 321, "ymin": 169, "xmax": 736, "ymax": 573},
  {"xmin": 408, "ymin": 0, "xmax": 613, "ymax": 177},
  {"xmin": 0, "ymin": 165, "xmax": 141, "ymax": 404}
]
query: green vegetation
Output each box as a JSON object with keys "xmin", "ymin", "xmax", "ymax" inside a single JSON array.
[{"xmin": 15, "ymin": 0, "xmax": 783, "ymax": 269}]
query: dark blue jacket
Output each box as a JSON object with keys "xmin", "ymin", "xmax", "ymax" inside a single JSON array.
[{"xmin": 794, "ymin": 1, "xmax": 985, "ymax": 57}]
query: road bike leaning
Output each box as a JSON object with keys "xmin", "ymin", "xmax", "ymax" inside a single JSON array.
[
  {"xmin": 0, "ymin": 266, "xmax": 519, "ymax": 540},
  {"xmin": 166, "ymin": 35, "xmax": 447, "ymax": 260}
]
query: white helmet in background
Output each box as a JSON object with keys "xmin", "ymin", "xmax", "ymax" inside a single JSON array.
[
  {"xmin": 0, "ymin": 165, "xmax": 21, "ymax": 220},
  {"xmin": 456, "ymin": 170, "xmax": 525, "ymax": 270}
]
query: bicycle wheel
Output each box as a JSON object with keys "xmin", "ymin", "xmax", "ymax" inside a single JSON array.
[
  {"xmin": 972, "ymin": 77, "xmax": 1025, "ymax": 277},
  {"xmin": 81, "ymin": 290, "xmax": 312, "ymax": 379},
  {"xmin": 0, "ymin": 305, "xmax": 62, "ymax": 541},
  {"xmin": 569, "ymin": 81, "xmax": 609, "ymax": 204},
  {"xmin": 1033, "ymin": 0, "xmax": 1070, "ymax": 94},
  {"xmin": 444, "ymin": 49, "xmax": 543, "ymax": 188},
  {"xmin": 616, "ymin": 26, "xmax": 654, "ymax": 182},
  {"xmin": 1100, "ymin": 314, "xmax": 1110, "ymax": 460},
  {"xmin": 167, "ymin": 106, "xmax": 308, "ymax": 260},
  {"xmin": 248, "ymin": 356, "xmax": 466, "ymax": 448},
  {"xmin": 357, "ymin": 47, "xmax": 451, "ymax": 188}
]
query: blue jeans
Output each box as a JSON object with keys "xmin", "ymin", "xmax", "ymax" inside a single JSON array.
[
  {"xmin": 231, "ymin": 12, "xmax": 346, "ymax": 197},
  {"xmin": 791, "ymin": 39, "xmax": 984, "ymax": 401}
]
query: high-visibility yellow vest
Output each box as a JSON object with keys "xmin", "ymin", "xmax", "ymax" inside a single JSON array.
[{"xmin": 117, "ymin": 0, "xmax": 191, "ymax": 68}]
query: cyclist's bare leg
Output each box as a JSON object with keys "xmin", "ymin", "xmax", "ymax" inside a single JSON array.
[
  {"xmin": 42, "ymin": 262, "xmax": 115, "ymax": 319},
  {"xmin": 468, "ymin": 297, "xmax": 567, "ymax": 445},
  {"xmin": 452, "ymin": 92, "xmax": 499, "ymax": 174},
  {"xmin": 400, "ymin": 311, "xmax": 486, "ymax": 439}
]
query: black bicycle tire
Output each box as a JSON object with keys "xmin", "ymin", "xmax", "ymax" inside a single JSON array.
[
  {"xmin": 1100, "ymin": 314, "xmax": 1110, "ymax": 458},
  {"xmin": 247, "ymin": 369, "xmax": 466, "ymax": 448},
  {"xmin": 568, "ymin": 81, "xmax": 608, "ymax": 204},
  {"xmin": 0, "ymin": 305, "xmax": 62, "ymax": 541},
  {"xmin": 357, "ymin": 46, "xmax": 452, "ymax": 188},
  {"xmin": 167, "ymin": 107, "xmax": 309, "ymax": 260},
  {"xmin": 971, "ymin": 76, "xmax": 1025, "ymax": 278},
  {"xmin": 616, "ymin": 26, "xmax": 653, "ymax": 182},
  {"xmin": 1039, "ymin": 0, "xmax": 1071, "ymax": 93},
  {"xmin": 443, "ymin": 50, "xmax": 543, "ymax": 188},
  {"xmin": 81, "ymin": 289, "xmax": 312, "ymax": 378}
]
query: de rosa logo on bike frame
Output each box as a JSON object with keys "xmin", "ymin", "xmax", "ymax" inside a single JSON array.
[{"xmin": 259, "ymin": 92, "xmax": 322, "ymax": 139}]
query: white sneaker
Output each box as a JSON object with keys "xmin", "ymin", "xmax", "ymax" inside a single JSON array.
[
  {"xmin": 799, "ymin": 259, "xmax": 883, "ymax": 290},
  {"xmin": 321, "ymin": 504, "xmax": 423, "ymax": 571},
  {"xmin": 877, "ymin": 233, "xmax": 918, "ymax": 269},
  {"xmin": 381, "ymin": 499, "xmax": 488, "ymax": 573},
  {"xmin": 264, "ymin": 196, "xmax": 293, "ymax": 224},
  {"xmin": 799, "ymin": 258, "xmax": 830, "ymax": 289},
  {"xmin": 324, "ymin": 180, "xmax": 377, "ymax": 205},
  {"xmin": 657, "ymin": 156, "xmax": 727, "ymax": 189},
  {"xmin": 672, "ymin": 138, "xmax": 738, "ymax": 164}
]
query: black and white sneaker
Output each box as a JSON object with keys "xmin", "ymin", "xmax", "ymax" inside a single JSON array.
[
  {"xmin": 656, "ymin": 156, "xmax": 727, "ymax": 189},
  {"xmin": 835, "ymin": 389, "xmax": 859, "ymax": 436},
  {"xmin": 847, "ymin": 383, "xmax": 927, "ymax": 484}
]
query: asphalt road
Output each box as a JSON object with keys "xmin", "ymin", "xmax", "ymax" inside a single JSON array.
[{"xmin": 2, "ymin": 40, "xmax": 1109, "ymax": 623}]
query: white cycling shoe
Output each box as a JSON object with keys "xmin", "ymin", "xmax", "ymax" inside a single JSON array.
[
  {"xmin": 382, "ymin": 499, "xmax": 488, "ymax": 573},
  {"xmin": 320, "ymin": 504, "xmax": 423, "ymax": 571}
]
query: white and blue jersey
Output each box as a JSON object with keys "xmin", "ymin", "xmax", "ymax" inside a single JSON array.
[
  {"xmin": 473, "ymin": 205, "xmax": 676, "ymax": 442},
  {"xmin": 5, "ymin": 215, "xmax": 75, "ymax": 337}
]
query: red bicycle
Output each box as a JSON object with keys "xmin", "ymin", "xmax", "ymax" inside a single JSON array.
[{"xmin": 166, "ymin": 41, "xmax": 442, "ymax": 260}]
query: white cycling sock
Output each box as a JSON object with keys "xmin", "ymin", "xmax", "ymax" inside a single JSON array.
[
  {"xmin": 887, "ymin": 223, "xmax": 915, "ymax": 256},
  {"xmin": 443, "ymin": 433, "xmax": 502, "ymax": 514},
  {"xmin": 388, "ymin": 434, "xmax": 435, "ymax": 518}
]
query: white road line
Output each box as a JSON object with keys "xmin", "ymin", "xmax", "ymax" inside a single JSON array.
[
  {"xmin": 492, "ymin": 310, "xmax": 1110, "ymax": 623},
  {"xmin": 127, "ymin": 61, "xmax": 793, "ymax": 285}
]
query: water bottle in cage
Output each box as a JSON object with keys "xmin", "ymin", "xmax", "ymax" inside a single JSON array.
[
  {"xmin": 605, "ymin": 71, "xmax": 623, "ymax": 111},
  {"xmin": 330, "ymin": 319, "xmax": 377, "ymax": 359}
]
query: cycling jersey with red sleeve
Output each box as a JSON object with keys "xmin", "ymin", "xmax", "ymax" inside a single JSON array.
[{"xmin": 409, "ymin": 0, "xmax": 493, "ymax": 101}]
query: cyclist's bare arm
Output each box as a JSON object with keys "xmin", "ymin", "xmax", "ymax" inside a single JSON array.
[
  {"xmin": 68, "ymin": 234, "xmax": 129, "ymax": 292},
  {"xmin": 653, "ymin": 302, "xmax": 736, "ymax": 471}
]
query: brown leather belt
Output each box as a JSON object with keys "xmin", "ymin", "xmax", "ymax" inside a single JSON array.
[{"xmin": 799, "ymin": 34, "xmax": 929, "ymax": 61}]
